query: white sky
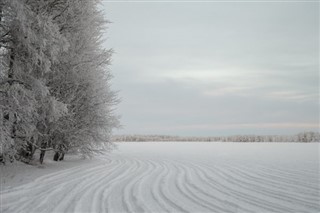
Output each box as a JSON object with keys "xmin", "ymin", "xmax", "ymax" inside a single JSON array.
[{"xmin": 102, "ymin": 0, "xmax": 319, "ymax": 136}]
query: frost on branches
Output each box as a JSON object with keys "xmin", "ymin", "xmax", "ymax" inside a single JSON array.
[{"xmin": 0, "ymin": 0, "xmax": 119, "ymax": 164}]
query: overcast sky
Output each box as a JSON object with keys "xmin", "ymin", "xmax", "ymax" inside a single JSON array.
[{"xmin": 102, "ymin": 1, "xmax": 319, "ymax": 136}]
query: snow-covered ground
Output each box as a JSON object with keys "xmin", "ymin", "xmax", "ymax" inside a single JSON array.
[{"xmin": 1, "ymin": 142, "xmax": 319, "ymax": 213}]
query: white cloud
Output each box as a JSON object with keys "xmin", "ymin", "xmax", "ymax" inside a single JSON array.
[
  {"xmin": 169, "ymin": 123, "xmax": 320, "ymax": 131},
  {"xmin": 266, "ymin": 91, "xmax": 318, "ymax": 101}
]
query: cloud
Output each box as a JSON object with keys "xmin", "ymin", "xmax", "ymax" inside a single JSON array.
[
  {"xmin": 203, "ymin": 86, "xmax": 252, "ymax": 97},
  {"xmin": 113, "ymin": 78, "xmax": 319, "ymax": 136},
  {"xmin": 266, "ymin": 91, "xmax": 318, "ymax": 101},
  {"xmin": 172, "ymin": 123, "xmax": 319, "ymax": 131},
  {"xmin": 104, "ymin": 1, "xmax": 319, "ymax": 136}
]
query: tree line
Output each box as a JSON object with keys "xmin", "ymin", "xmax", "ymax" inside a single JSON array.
[
  {"xmin": 113, "ymin": 131, "xmax": 320, "ymax": 143},
  {"xmin": 0, "ymin": 0, "xmax": 119, "ymax": 164}
]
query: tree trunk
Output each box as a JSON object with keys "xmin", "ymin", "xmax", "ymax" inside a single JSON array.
[
  {"xmin": 39, "ymin": 150, "xmax": 46, "ymax": 164},
  {"xmin": 53, "ymin": 152, "xmax": 59, "ymax": 161},
  {"xmin": 26, "ymin": 142, "xmax": 36, "ymax": 160},
  {"xmin": 59, "ymin": 152, "xmax": 65, "ymax": 161},
  {"xmin": 53, "ymin": 151, "xmax": 65, "ymax": 161},
  {"xmin": 8, "ymin": 41, "xmax": 15, "ymax": 80},
  {"xmin": 39, "ymin": 141, "xmax": 47, "ymax": 164},
  {"xmin": 8, "ymin": 47, "xmax": 17, "ymax": 140},
  {"xmin": 30, "ymin": 139, "xmax": 37, "ymax": 159}
]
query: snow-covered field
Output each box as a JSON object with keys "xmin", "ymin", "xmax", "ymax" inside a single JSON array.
[{"xmin": 1, "ymin": 142, "xmax": 319, "ymax": 213}]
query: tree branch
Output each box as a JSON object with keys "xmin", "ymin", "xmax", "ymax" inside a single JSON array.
[
  {"xmin": 0, "ymin": 79, "xmax": 31, "ymax": 90},
  {"xmin": 52, "ymin": 4, "xmax": 69, "ymax": 20}
]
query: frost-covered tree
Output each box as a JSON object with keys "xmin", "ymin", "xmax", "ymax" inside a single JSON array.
[
  {"xmin": 47, "ymin": 0, "xmax": 119, "ymax": 158},
  {"xmin": 0, "ymin": 0, "xmax": 69, "ymax": 163},
  {"xmin": 1, "ymin": 0, "xmax": 118, "ymax": 163}
]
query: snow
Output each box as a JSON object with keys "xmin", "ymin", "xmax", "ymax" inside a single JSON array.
[{"xmin": 1, "ymin": 142, "xmax": 319, "ymax": 213}]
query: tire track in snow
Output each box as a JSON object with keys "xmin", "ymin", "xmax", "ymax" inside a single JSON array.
[
  {"xmin": 155, "ymin": 160, "xmax": 190, "ymax": 213},
  {"xmin": 191, "ymin": 160, "xmax": 319, "ymax": 212},
  {"xmin": 122, "ymin": 159, "xmax": 155, "ymax": 213},
  {"xmin": 3, "ymin": 159, "xmax": 123, "ymax": 213},
  {"xmin": 149, "ymin": 161, "xmax": 172, "ymax": 213},
  {"xmin": 183, "ymin": 163, "xmax": 255, "ymax": 213},
  {"xmin": 1, "ymin": 143, "xmax": 319, "ymax": 213},
  {"xmin": 2, "ymin": 163, "xmax": 108, "ymax": 212},
  {"xmin": 104, "ymin": 157, "xmax": 141, "ymax": 213},
  {"xmin": 176, "ymin": 161, "xmax": 253, "ymax": 213},
  {"xmin": 187, "ymin": 162, "xmax": 296, "ymax": 212},
  {"xmin": 180, "ymin": 160, "xmax": 263, "ymax": 212},
  {"xmin": 121, "ymin": 158, "xmax": 147, "ymax": 213},
  {"xmin": 212, "ymin": 161, "xmax": 320, "ymax": 210},
  {"xmin": 66, "ymin": 159, "xmax": 129, "ymax": 213},
  {"xmin": 224, "ymin": 163, "xmax": 320, "ymax": 204},
  {"xmin": 171, "ymin": 162, "xmax": 228, "ymax": 212}
]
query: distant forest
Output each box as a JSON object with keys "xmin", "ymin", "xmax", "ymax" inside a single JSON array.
[{"xmin": 113, "ymin": 131, "xmax": 320, "ymax": 142}]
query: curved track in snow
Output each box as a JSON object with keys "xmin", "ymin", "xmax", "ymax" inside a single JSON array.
[{"xmin": 1, "ymin": 142, "xmax": 319, "ymax": 213}]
